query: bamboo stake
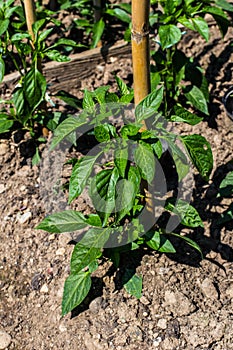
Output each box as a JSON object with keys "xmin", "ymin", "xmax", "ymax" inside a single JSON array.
[
  {"xmin": 131, "ymin": 0, "xmax": 151, "ymax": 108},
  {"xmin": 24, "ymin": 0, "xmax": 36, "ymax": 43},
  {"xmin": 131, "ymin": 0, "xmax": 154, "ymax": 218}
]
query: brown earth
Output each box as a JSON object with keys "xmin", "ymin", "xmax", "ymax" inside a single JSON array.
[{"xmin": 0, "ymin": 22, "xmax": 233, "ymax": 350}]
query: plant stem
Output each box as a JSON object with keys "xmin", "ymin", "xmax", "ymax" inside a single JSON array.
[{"xmin": 93, "ymin": 0, "xmax": 103, "ymax": 47}]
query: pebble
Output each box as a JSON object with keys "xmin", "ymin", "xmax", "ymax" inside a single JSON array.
[
  {"xmin": 0, "ymin": 184, "xmax": 5, "ymax": 194},
  {"xmin": 59, "ymin": 323, "xmax": 67, "ymax": 333},
  {"xmin": 89, "ymin": 297, "xmax": 104, "ymax": 314},
  {"xmin": 40, "ymin": 284, "xmax": 49, "ymax": 294},
  {"xmin": 153, "ymin": 336, "xmax": 162, "ymax": 347},
  {"xmin": 0, "ymin": 330, "xmax": 11, "ymax": 349},
  {"xmin": 164, "ymin": 290, "xmax": 195, "ymax": 316},
  {"xmin": 157, "ymin": 318, "xmax": 167, "ymax": 329},
  {"xmin": 0, "ymin": 143, "xmax": 9, "ymax": 156},
  {"xmin": 140, "ymin": 296, "xmax": 150, "ymax": 305},
  {"xmin": 200, "ymin": 278, "xmax": 219, "ymax": 299},
  {"xmin": 16, "ymin": 211, "xmax": 32, "ymax": 224},
  {"xmin": 56, "ymin": 248, "xmax": 66, "ymax": 256}
]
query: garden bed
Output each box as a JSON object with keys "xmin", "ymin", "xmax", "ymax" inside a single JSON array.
[{"xmin": 0, "ymin": 22, "xmax": 233, "ymax": 350}]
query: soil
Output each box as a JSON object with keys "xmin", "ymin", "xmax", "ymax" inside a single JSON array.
[{"xmin": 0, "ymin": 20, "xmax": 233, "ymax": 350}]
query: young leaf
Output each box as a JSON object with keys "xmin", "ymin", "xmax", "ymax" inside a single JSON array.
[
  {"xmin": 165, "ymin": 199, "xmax": 204, "ymax": 228},
  {"xmin": 145, "ymin": 231, "xmax": 176, "ymax": 253},
  {"xmin": 23, "ymin": 67, "xmax": 47, "ymax": 111},
  {"xmin": 181, "ymin": 134, "xmax": 213, "ymax": 180},
  {"xmin": 170, "ymin": 106, "xmax": 203, "ymax": 125},
  {"xmin": 91, "ymin": 18, "xmax": 105, "ymax": 49},
  {"xmin": 78, "ymin": 226, "xmax": 113, "ymax": 248},
  {"xmin": 36, "ymin": 210, "xmax": 88, "ymax": 233},
  {"xmin": 69, "ymin": 154, "xmax": 100, "ymax": 203},
  {"xmin": 94, "ymin": 124, "xmax": 110, "ymax": 142},
  {"xmin": 159, "ymin": 24, "xmax": 182, "ymax": 49},
  {"xmin": 123, "ymin": 270, "xmax": 142, "ymax": 299},
  {"xmin": 62, "ymin": 271, "xmax": 92, "ymax": 316},
  {"xmin": 0, "ymin": 118, "xmax": 13, "ymax": 134},
  {"xmin": 218, "ymin": 171, "xmax": 233, "ymax": 198},
  {"xmin": 191, "ymin": 17, "xmax": 209, "ymax": 41},
  {"xmin": 169, "ymin": 232, "xmax": 203, "ymax": 257},
  {"xmin": 45, "ymin": 50, "xmax": 70, "ymax": 62},
  {"xmin": 50, "ymin": 115, "xmax": 87, "ymax": 149},
  {"xmin": 134, "ymin": 141, "xmax": 155, "ymax": 183},
  {"xmin": 70, "ymin": 243, "xmax": 102, "ymax": 274},
  {"xmin": 135, "ymin": 86, "xmax": 164, "ymax": 123},
  {"xmin": 90, "ymin": 168, "xmax": 119, "ymax": 226},
  {"xmin": 115, "ymin": 76, "xmax": 131, "ymax": 96},
  {"xmin": 215, "ymin": 0, "xmax": 233, "ymax": 12},
  {"xmin": 184, "ymin": 85, "xmax": 209, "ymax": 115},
  {"xmin": 106, "ymin": 8, "xmax": 131, "ymax": 23},
  {"xmin": 115, "ymin": 178, "xmax": 137, "ymax": 223},
  {"xmin": 114, "ymin": 145, "xmax": 128, "ymax": 178},
  {"xmin": 0, "ymin": 57, "xmax": 5, "ymax": 82},
  {"xmin": 0, "ymin": 19, "xmax": 10, "ymax": 36}
]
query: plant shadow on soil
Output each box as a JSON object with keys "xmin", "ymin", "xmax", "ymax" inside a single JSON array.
[{"xmin": 195, "ymin": 37, "xmax": 233, "ymax": 129}]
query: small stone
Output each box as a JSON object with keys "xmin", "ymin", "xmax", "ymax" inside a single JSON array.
[
  {"xmin": 153, "ymin": 336, "xmax": 162, "ymax": 347},
  {"xmin": 0, "ymin": 330, "xmax": 11, "ymax": 349},
  {"xmin": 140, "ymin": 296, "xmax": 150, "ymax": 305},
  {"xmin": 143, "ymin": 312, "xmax": 148, "ymax": 317},
  {"xmin": 0, "ymin": 143, "xmax": 9, "ymax": 156},
  {"xmin": 89, "ymin": 297, "xmax": 104, "ymax": 314},
  {"xmin": 200, "ymin": 278, "xmax": 219, "ymax": 299},
  {"xmin": 20, "ymin": 185, "xmax": 26, "ymax": 191},
  {"xmin": 17, "ymin": 211, "xmax": 32, "ymax": 224},
  {"xmin": 40, "ymin": 284, "xmax": 49, "ymax": 294},
  {"xmin": 157, "ymin": 318, "xmax": 167, "ymax": 329},
  {"xmin": 59, "ymin": 323, "xmax": 67, "ymax": 333},
  {"xmin": 0, "ymin": 184, "xmax": 5, "ymax": 194},
  {"xmin": 226, "ymin": 284, "xmax": 233, "ymax": 298},
  {"xmin": 56, "ymin": 248, "xmax": 66, "ymax": 256}
]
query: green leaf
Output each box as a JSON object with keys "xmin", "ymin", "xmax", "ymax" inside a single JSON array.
[
  {"xmin": 0, "ymin": 56, "xmax": 5, "ymax": 83},
  {"xmin": 11, "ymin": 33, "xmax": 31, "ymax": 41},
  {"xmin": 94, "ymin": 124, "xmax": 110, "ymax": 142},
  {"xmin": 181, "ymin": 134, "xmax": 213, "ymax": 180},
  {"xmin": 114, "ymin": 144, "xmax": 128, "ymax": 178},
  {"xmin": 51, "ymin": 115, "xmax": 86, "ymax": 149},
  {"xmin": 32, "ymin": 19, "xmax": 46, "ymax": 37},
  {"xmin": 121, "ymin": 124, "xmax": 141, "ymax": 138},
  {"xmin": 145, "ymin": 231, "xmax": 176, "ymax": 253},
  {"xmin": 134, "ymin": 141, "xmax": 155, "ymax": 183},
  {"xmin": 62, "ymin": 271, "xmax": 91, "ymax": 316},
  {"xmin": 69, "ymin": 155, "xmax": 99, "ymax": 203},
  {"xmin": 0, "ymin": 19, "xmax": 10, "ymax": 36},
  {"xmin": 38, "ymin": 28, "xmax": 53, "ymax": 43},
  {"xmin": 0, "ymin": 116, "xmax": 13, "ymax": 134},
  {"xmin": 45, "ymin": 50, "xmax": 70, "ymax": 62},
  {"xmin": 170, "ymin": 106, "xmax": 203, "ymax": 125},
  {"xmin": 178, "ymin": 16, "xmax": 195, "ymax": 30},
  {"xmin": 217, "ymin": 203, "xmax": 233, "ymax": 225},
  {"xmin": 106, "ymin": 8, "xmax": 131, "ymax": 23},
  {"xmin": 151, "ymin": 139, "xmax": 163, "ymax": 158},
  {"xmin": 191, "ymin": 17, "xmax": 209, "ymax": 41},
  {"xmin": 70, "ymin": 243, "xmax": 101, "ymax": 274},
  {"xmin": 23, "ymin": 67, "xmax": 47, "ymax": 111},
  {"xmin": 82, "ymin": 89, "xmax": 95, "ymax": 110},
  {"xmin": 91, "ymin": 18, "xmax": 105, "ymax": 48},
  {"xmin": 169, "ymin": 232, "xmax": 203, "ymax": 257},
  {"xmin": 159, "ymin": 24, "xmax": 181, "ymax": 49},
  {"xmin": 218, "ymin": 171, "xmax": 233, "ymax": 197},
  {"xmin": 115, "ymin": 75, "xmax": 131, "ymax": 96},
  {"xmin": 115, "ymin": 178, "xmax": 137, "ymax": 223},
  {"xmin": 123, "ymin": 270, "xmax": 142, "ymax": 299},
  {"xmin": 215, "ymin": 0, "xmax": 233, "ymax": 12},
  {"xmin": 36, "ymin": 210, "xmax": 88, "ymax": 233},
  {"xmin": 90, "ymin": 168, "xmax": 119, "ymax": 226},
  {"xmin": 78, "ymin": 226, "xmax": 113, "ymax": 248},
  {"xmin": 55, "ymin": 90, "xmax": 81, "ymax": 109},
  {"xmin": 135, "ymin": 86, "xmax": 164, "ymax": 123},
  {"xmin": 85, "ymin": 214, "xmax": 102, "ymax": 227},
  {"xmin": 32, "ymin": 147, "xmax": 41, "ymax": 166},
  {"xmin": 165, "ymin": 199, "xmax": 204, "ymax": 228},
  {"xmin": 184, "ymin": 85, "xmax": 209, "ymax": 115}
]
